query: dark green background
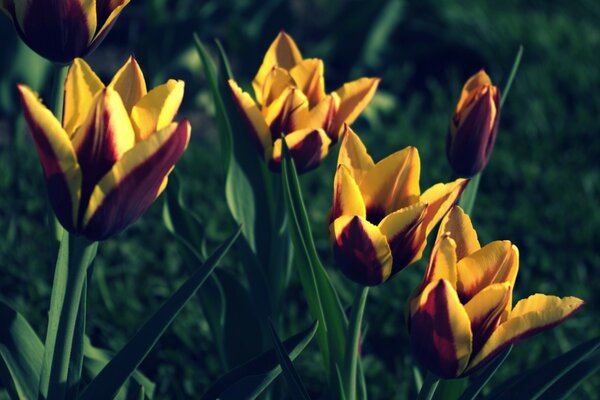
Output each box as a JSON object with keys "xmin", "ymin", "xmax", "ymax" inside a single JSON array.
[{"xmin": 0, "ymin": 0, "xmax": 598, "ymax": 398}]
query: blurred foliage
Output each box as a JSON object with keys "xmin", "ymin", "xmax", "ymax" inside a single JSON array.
[{"xmin": 1, "ymin": 0, "xmax": 599, "ymax": 398}]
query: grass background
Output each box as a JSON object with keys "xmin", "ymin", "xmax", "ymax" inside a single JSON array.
[{"xmin": 0, "ymin": 0, "xmax": 599, "ymax": 398}]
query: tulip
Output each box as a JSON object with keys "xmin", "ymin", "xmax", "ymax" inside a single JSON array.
[
  {"xmin": 0, "ymin": 0, "xmax": 130, "ymax": 63},
  {"xmin": 18, "ymin": 56, "xmax": 190, "ymax": 240},
  {"xmin": 229, "ymin": 31, "xmax": 380, "ymax": 173},
  {"xmin": 329, "ymin": 127, "xmax": 467, "ymax": 286},
  {"xmin": 447, "ymin": 70, "xmax": 500, "ymax": 177},
  {"xmin": 408, "ymin": 206, "xmax": 584, "ymax": 378}
]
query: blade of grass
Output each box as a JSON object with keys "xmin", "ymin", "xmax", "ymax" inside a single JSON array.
[
  {"xmin": 458, "ymin": 345, "xmax": 512, "ymax": 400},
  {"xmin": 342, "ymin": 286, "xmax": 369, "ymax": 400}
]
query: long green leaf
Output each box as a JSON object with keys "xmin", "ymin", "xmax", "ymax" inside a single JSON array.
[
  {"xmin": 281, "ymin": 137, "xmax": 348, "ymax": 374},
  {"xmin": 543, "ymin": 348, "xmax": 600, "ymax": 399},
  {"xmin": 0, "ymin": 301, "xmax": 43, "ymax": 400},
  {"xmin": 458, "ymin": 345, "xmax": 512, "ymax": 400},
  {"xmin": 268, "ymin": 321, "xmax": 311, "ymax": 400},
  {"xmin": 79, "ymin": 229, "xmax": 241, "ymax": 400},
  {"xmin": 488, "ymin": 336, "xmax": 600, "ymax": 400},
  {"xmin": 201, "ymin": 321, "xmax": 318, "ymax": 400}
]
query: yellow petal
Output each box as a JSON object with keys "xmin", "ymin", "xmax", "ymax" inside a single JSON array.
[
  {"xmin": 337, "ymin": 127, "xmax": 374, "ymax": 184},
  {"xmin": 467, "ymin": 294, "xmax": 584, "ymax": 373},
  {"xmin": 228, "ymin": 80, "xmax": 272, "ymax": 152},
  {"xmin": 424, "ymin": 234, "xmax": 458, "ymax": 289},
  {"xmin": 17, "ymin": 84, "xmax": 81, "ymax": 231},
  {"xmin": 270, "ymin": 128, "xmax": 331, "ymax": 173},
  {"xmin": 419, "ymin": 178, "xmax": 468, "ymax": 236},
  {"xmin": 289, "ymin": 58, "xmax": 325, "ymax": 107},
  {"xmin": 305, "ymin": 94, "xmax": 339, "ymax": 134},
  {"xmin": 94, "ymin": 0, "xmax": 131, "ymax": 41},
  {"xmin": 331, "ymin": 164, "xmax": 366, "ymax": 221},
  {"xmin": 464, "ymin": 282, "xmax": 512, "ymax": 356},
  {"xmin": 438, "ymin": 205, "xmax": 481, "ymax": 260},
  {"xmin": 63, "ymin": 58, "xmax": 105, "ymax": 135},
  {"xmin": 360, "ymin": 146, "xmax": 420, "ymax": 222},
  {"xmin": 457, "ymin": 241, "xmax": 519, "ymax": 304},
  {"xmin": 130, "ymin": 79, "xmax": 185, "ymax": 141},
  {"xmin": 253, "ymin": 31, "xmax": 303, "ymax": 104},
  {"xmin": 260, "ymin": 66, "xmax": 294, "ymax": 107},
  {"xmin": 83, "ymin": 120, "xmax": 191, "ymax": 240},
  {"xmin": 108, "ymin": 55, "xmax": 147, "ymax": 113},
  {"xmin": 263, "ymin": 87, "xmax": 309, "ymax": 134},
  {"xmin": 330, "ymin": 77, "xmax": 380, "ymax": 140},
  {"xmin": 331, "ymin": 215, "xmax": 392, "ymax": 285},
  {"xmin": 410, "ymin": 279, "xmax": 473, "ymax": 378},
  {"xmin": 456, "ymin": 70, "xmax": 492, "ymax": 114}
]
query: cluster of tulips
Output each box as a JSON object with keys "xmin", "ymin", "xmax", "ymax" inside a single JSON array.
[{"xmin": 0, "ymin": 1, "xmax": 589, "ymax": 399}]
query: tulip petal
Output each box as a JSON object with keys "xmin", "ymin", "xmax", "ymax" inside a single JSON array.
[
  {"xmin": 331, "ymin": 215, "xmax": 392, "ymax": 286},
  {"xmin": 422, "ymin": 234, "xmax": 458, "ymax": 289},
  {"xmin": 410, "ymin": 279, "xmax": 473, "ymax": 378},
  {"xmin": 289, "ymin": 58, "xmax": 325, "ymax": 107},
  {"xmin": 270, "ymin": 128, "xmax": 331, "ymax": 173},
  {"xmin": 464, "ymin": 282, "xmax": 511, "ymax": 357},
  {"xmin": 63, "ymin": 58, "xmax": 105, "ymax": 135},
  {"xmin": 456, "ymin": 241, "xmax": 518, "ymax": 304},
  {"xmin": 378, "ymin": 202, "xmax": 427, "ymax": 273},
  {"xmin": 71, "ymin": 87, "xmax": 136, "ymax": 219},
  {"xmin": 438, "ymin": 206, "xmax": 481, "ymax": 260},
  {"xmin": 130, "ymin": 79, "xmax": 184, "ymax": 141},
  {"xmin": 419, "ymin": 179, "xmax": 468, "ymax": 237},
  {"xmin": 108, "ymin": 55, "xmax": 147, "ymax": 113},
  {"xmin": 337, "ymin": 127, "xmax": 374, "ymax": 184},
  {"xmin": 360, "ymin": 146, "xmax": 420, "ymax": 224},
  {"xmin": 83, "ymin": 120, "xmax": 191, "ymax": 240},
  {"xmin": 330, "ymin": 77, "xmax": 380, "ymax": 141},
  {"xmin": 305, "ymin": 94, "xmax": 338, "ymax": 134},
  {"xmin": 331, "ymin": 164, "xmax": 366, "ymax": 221},
  {"xmin": 260, "ymin": 67, "xmax": 294, "ymax": 107},
  {"xmin": 253, "ymin": 31, "xmax": 303, "ymax": 104},
  {"xmin": 455, "ymin": 70, "xmax": 492, "ymax": 113},
  {"xmin": 264, "ymin": 87, "xmax": 309, "ymax": 139},
  {"xmin": 17, "ymin": 85, "xmax": 81, "ymax": 232},
  {"xmin": 228, "ymin": 80, "xmax": 272, "ymax": 153},
  {"xmin": 467, "ymin": 294, "xmax": 584, "ymax": 373},
  {"xmin": 93, "ymin": 0, "xmax": 131, "ymax": 47}
]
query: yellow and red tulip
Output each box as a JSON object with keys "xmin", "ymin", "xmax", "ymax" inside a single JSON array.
[
  {"xmin": 18, "ymin": 56, "xmax": 190, "ymax": 241},
  {"xmin": 229, "ymin": 31, "xmax": 380, "ymax": 173},
  {"xmin": 329, "ymin": 128, "xmax": 467, "ymax": 286},
  {"xmin": 447, "ymin": 70, "xmax": 500, "ymax": 177},
  {"xmin": 0, "ymin": 0, "xmax": 130, "ymax": 63},
  {"xmin": 408, "ymin": 206, "xmax": 584, "ymax": 378}
]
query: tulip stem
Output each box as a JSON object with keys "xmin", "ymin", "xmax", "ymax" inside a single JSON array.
[
  {"xmin": 458, "ymin": 173, "xmax": 481, "ymax": 215},
  {"xmin": 417, "ymin": 372, "xmax": 440, "ymax": 400},
  {"xmin": 39, "ymin": 231, "xmax": 97, "ymax": 400},
  {"xmin": 342, "ymin": 285, "xmax": 369, "ymax": 400}
]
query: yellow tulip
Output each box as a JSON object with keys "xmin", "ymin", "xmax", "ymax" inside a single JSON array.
[
  {"xmin": 229, "ymin": 31, "xmax": 380, "ymax": 173},
  {"xmin": 329, "ymin": 127, "xmax": 467, "ymax": 285},
  {"xmin": 447, "ymin": 69, "xmax": 501, "ymax": 177},
  {"xmin": 18, "ymin": 56, "xmax": 190, "ymax": 240},
  {"xmin": 408, "ymin": 206, "xmax": 584, "ymax": 378},
  {"xmin": 1, "ymin": 0, "xmax": 130, "ymax": 63}
]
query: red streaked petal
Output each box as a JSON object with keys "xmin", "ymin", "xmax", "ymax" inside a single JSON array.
[
  {"xmin": 410, "ymin": 279, "xmax": 473, "ymax": 378},
  {"xmin": 228, "ymin": 79, "xmax": 272, "ymax": 153},
  {"xmin": 331, "ymin": 215, "xmax": 392, "ymax": 286},
  {"xmin": 337, "ymin": 127, "xmax": 374, "ymax": 183},
  {"xmin": 82, "ymin": 120, "xmax": 190, "ymax": 240},
  {"xmin": 63, "ymin": 58, "xmax": 104, "ymax": 135},
  {"xmin": 270, "ymin": 128, "xmax": 331, "ymax": 173},
  {"xmin": 331, "ymin": 164, "xmax": 366, "ymax": 221},
  {"xmin": 438, "ymin": 205, "xmax": 481, "ymax": 260}
]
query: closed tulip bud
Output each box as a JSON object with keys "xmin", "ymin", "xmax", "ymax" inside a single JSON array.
[
  {"xmin": 18, "ymin": 56, "xmax": 190, "ymax": 240},
  {"xmin": 447, "ymin": 70, "xmax": 500, "ymax": 177},
  {"xmin": 0, "ymin": 0, "xmax": 130, "ymax": 63},
  {"xmin": 408, "ymin": 206, "xmax": 584, "ymax": 378},
  {"xmin": 329, "ymin": 127, "xmax": 467, "ymax": 286},
  {"xmin": 229, "ymin": 31, "xmax": 380, "ymax": 173}
]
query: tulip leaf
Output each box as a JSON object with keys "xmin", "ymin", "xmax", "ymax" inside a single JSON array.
[
  {"xmin": 78, "ymin": 229, "xmax": 241, "ymax": 400},
  {"xmin": 457, "ymin": 345, "xmax": 512, "ymax": 400},
  {"xmin": 200, "ymin": 321, "xmax": 318, "ymax": 400},
  {"xmin": 280, "ymin": 137, "xmax": 348, "ymax": 375},
  {"xmin": 543, "ymin": 347, "xmax": 600, "ymax": 399},
  {"xmin": 0, "ymin": 301, "xmax": 43, "ymax": 400},
  {"xmin": 342, "ymin": 286, "xmax": 369, "ymax": 400},
  {"xmin": 268, "ymin": 321, "xmax": 311, "ymax": 400},
  {"xmin": 488, "ymin": 336, "xmax": 600, "ymax": 400}
]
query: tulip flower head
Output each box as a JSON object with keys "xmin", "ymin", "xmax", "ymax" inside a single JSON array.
[
  {"xmin": 229, "ymin": 31, "xmax": 380, "ymax": 173},
  {"xmin": 447, "ymin": 70, "xmax": 500, "ymax": 177},
  {"xmin": 0, "ymin": 0, "xmax": 131, "ymax": 63},
  {"xmin": 329, "ymin": 128, "xmax": 467, "ymax": 286},
  {"xmin": 408, "ymin": 206, "xmax": 584, "ymax": 378},
  {"xmin": 18, "ymin": 56, "xmax": 191, "ymax": 241}
]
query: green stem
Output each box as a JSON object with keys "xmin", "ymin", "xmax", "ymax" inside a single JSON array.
[
  {"xmin": 50, "ymin": 64, "xmax": 69, "ymax": 242},
  {"xmin": 39, "ymin": 232, "xmax": 97, "ymax": 400},
  {"xmin": 417, "ymin": 372, "xmax": 440, "ymax": 400},
  {"xmin": 458, "ymin": 172, "xmax": 481, "ymax": 215},
  {"xmin": 342, "ymin": 286, "xmax": 369, "ymax": 400}
]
